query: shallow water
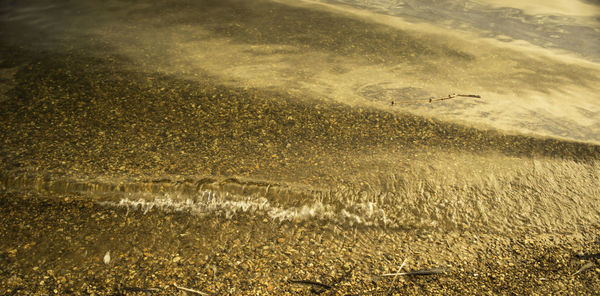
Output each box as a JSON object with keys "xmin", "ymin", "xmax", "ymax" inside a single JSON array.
[
  {"xmin": 2, "ymin": 150, "xmax": 599, "ymax": 236},
  {"xmin": 2, "ymin": 0, "xmax": 600, "ymax": 143},
  {"xmin": 1, "ymin": 0, "xmax": 599, "ymax": 238}
]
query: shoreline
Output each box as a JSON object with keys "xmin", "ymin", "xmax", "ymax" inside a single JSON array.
[
  {"xmin": 2, "ymin": 3, "xmax": 600, "ymax": 293},
  {"xmin": 1, "ymin": 191, "xmax": 599, "ymax": 295}
]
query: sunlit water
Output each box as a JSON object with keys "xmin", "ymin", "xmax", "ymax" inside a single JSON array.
[
  {"xmin": 2, "ymin": 152, "xmax": 599, "ymax": 235},
  {"xmin": 1, "ymin": 0, "xmax": 599, "ymax": 235},
  {"xmin": 2, "ymin": 0, "xmax": 600, "ymax": 142}
]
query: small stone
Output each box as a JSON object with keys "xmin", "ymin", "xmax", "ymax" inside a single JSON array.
[
  {"xmin": 103, "ymin": 251, "xmax": 111, "ymax": 265},
  {"xmin": 172, "ymin": 256, "xmax": 181, "ymax": 263}
]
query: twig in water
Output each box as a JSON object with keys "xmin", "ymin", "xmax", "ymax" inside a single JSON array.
[
  {"xmin": 174, "ymin": 284, "xmax": 209, "ymax": 295},
  {"xmin": 429, "ymin": 94, "xmax": 481, "ymax": 103},
  {"xmin": 119, "ymin": 286, "xmax": 162, "ymax": 293},
  {"xmin": 572, "ymin": 262, "xmax": 595, "ymax": 276},
  {"xmin": 387, "ymin": 257, "xmax": 408, "ymax": 294},
  {"xmin": 382, "ymin": 267, "xmax": 446, "ymax": 276}
]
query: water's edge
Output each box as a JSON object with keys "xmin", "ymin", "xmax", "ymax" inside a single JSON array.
[{"xmin": 3, "ymin": 154, "xmax": 599, "ymax": 235}]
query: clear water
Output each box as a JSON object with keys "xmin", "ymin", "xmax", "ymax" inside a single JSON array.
[{"xmin": 1, "ymin": 0, "xmax": 599, "ymax": 236}]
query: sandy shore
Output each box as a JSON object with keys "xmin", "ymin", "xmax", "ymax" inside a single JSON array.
[
  {"xmin": 1, "ymin": 46, "xmax": 600, "ymax": 295},
  {"xmin": 2, "ymin": 2, "xmax": 600, "ymax": 293},
  {"xmin": 1, "ymin": 191, "xmax": 599, "ymax": 295}
]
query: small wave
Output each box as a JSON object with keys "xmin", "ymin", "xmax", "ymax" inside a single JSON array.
[{"xmin": 2, "ymin": 154, "xmax": 599, "ymax": 235}]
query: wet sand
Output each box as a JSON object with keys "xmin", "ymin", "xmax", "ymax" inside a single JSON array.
[{"xmin": 2, "ymin": 192, "xmax": 599, "ymax": 295}]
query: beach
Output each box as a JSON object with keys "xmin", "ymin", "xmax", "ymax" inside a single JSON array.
[{"xmin": 1, "ymin": 0, "xmax": 600, "ymax": 294}]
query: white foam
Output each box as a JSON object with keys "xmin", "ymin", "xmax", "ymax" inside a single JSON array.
[{"xmin": 102, "ymin": 189, "xmax": 393, "ymax": 227}]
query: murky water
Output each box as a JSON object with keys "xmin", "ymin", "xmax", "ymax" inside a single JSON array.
[{"xmin": 1, "ymin": 0, "xmax": 599, "ymax": 237}]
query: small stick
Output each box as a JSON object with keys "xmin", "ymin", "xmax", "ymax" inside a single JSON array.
[
  {"xmin": 387, "ymin": 257, "xmax": 408, "ymax": 293},
  {"xmin": 121, "ymin": 287, "xmax": 162, "ymax": 292},
  {"xmin": 288, "ymin": 279, "xmax": 332, "ymax": 290},
  {"xmin": 572, "ymin": 262, "xmax": 595, "ymax": 276},
  {"xmin": 382, "ymin": 268, "xmax": 446, "ymax": 276},
  {"xmin": 429, "ymin": 94, "xmax": 481, "ymax": 103},
  {"xmin": 174, "ymin": 284, "xmax": 210, "ymax": 295}
]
